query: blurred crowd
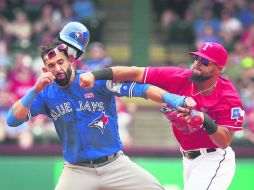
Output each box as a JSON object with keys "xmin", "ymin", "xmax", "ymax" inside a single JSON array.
[{"xmin": 1, "ymin": 0, "xmax": 254, "ymax": 149}]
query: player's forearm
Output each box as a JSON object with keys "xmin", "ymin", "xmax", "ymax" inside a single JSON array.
[
  {"xmin": 6, "ymin": 87, "xmax": 37, "ymax": 127},
  {"xmin": 91, "ymin": 66, "xmax": 144, "ymax": 82},
  {"xmin": 202, "ymin": 113, "xmax": 233, "ymax": 149},
  {"xmin": 6, "ymin": 102, "xmax": 29, "ymax": 127},
  {"xmin": 12, "ymin": 101, "xmax": 30, "ymax": 119},
  {"xmin": 146, "ymin": 86, "xmax": 186, "ymax": 109},
  {"xmin": 209, "ymin": 127, "xmax": 233, "ymax": 149},
  {"xmin": 111, "ymin": 66, "xmax": 145, "ymax": 82},
  {"xmin": 145, "ymin": 85, "xmax": 165, "ymax": 102}
]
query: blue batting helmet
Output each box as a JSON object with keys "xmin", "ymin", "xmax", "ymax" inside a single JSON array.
[{"xmin": 59, "ymin": 22, "xmax": 90, "ymax": 59}]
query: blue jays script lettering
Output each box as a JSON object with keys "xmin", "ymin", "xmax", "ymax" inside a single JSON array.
[{"xmin": 50, "ymin": 100, "xmax": 104, "ymax": 121}]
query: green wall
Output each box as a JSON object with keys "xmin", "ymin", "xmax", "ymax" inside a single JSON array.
[
  {"xmin": 0, "ymin": 157, "xmax": 55, "ymax": 190},
  {"xmin": 131, "ymin": 0, "xmax": 150, "ymax": 66},
  {"xmin": 0, "ymin": 156, "xmax": 253, "ymax": 190}
]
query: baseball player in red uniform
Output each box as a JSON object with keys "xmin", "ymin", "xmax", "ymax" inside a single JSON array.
[{"xmin": 80, "ymin": 42, "xmax": 245, "ymax": 190}]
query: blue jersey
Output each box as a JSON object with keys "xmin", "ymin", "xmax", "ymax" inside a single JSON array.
[{"xmin": 28, "ymin": 70, "xmax": 139, "ymax": 163}]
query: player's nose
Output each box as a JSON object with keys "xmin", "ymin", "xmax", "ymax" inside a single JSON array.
[
  {"xmin": 55, "ymin": 64, "xmax": 63, "ymax": 72},
  {"xmin": 195, "ymin": 60, "xmax": 202, "ymax": 67}
]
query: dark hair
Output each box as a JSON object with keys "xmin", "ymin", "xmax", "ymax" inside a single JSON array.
[{"xmin": 39, "ymin": 40, "xmax": 69, "ymax": 60}]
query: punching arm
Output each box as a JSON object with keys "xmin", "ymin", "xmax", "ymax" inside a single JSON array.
[{"xmin": 80, "ymin": 67, "xmax": 145, "ymax": 90}]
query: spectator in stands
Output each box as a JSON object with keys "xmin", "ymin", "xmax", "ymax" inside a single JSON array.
[
  {"xmin": 0, "ymin": 83, "xmax": 15, "ymax": 142},
  {"xmin": 191, "ymin": 0, "xmax": 214, "ymax": 18},
  {"xmin": 195, "ymin": 23, "xmax": 222, "ymax": 49},
  {"xmin": 3, "ymin": 53, "xmax": 36, "ymax": 149},
  {"xmin": 153, "ymin": 0, "xmax": 190, "ymax": 20},
  {"xmin": 0, "ymin": 25, "xmax": 10, "ymax": 67},
  {"xmin": 71, "ymin": 0, "xmax": 104, "ymax": 42},
  {"xmin": 228, "ymin": 41, "xmax": 249, "ymax": 66},
  {"xmin": 220, "ymin": 8, "xmax": 243, "ymax": 50},
  {"xmin": 0, "ymin": 74, "xmax": 33, "ymax": 149},
  {"xmin": 60, "ymin": 3, "xmax": 80, "ymax": 25},
  {"xmin": 193, "ymin": 7, "xmax": 221, "ymax": 39},
  {"xmin": 84, "ymin": 42, "xmax": 112, "ymax": 70},
  {"xmin": 240, "ymin": 23, "xmax": 254, "ymax": 56},
  {"xmin": 236, "ymin": 58, "xmax": 254, "ymax": 145},
  {"xmin": 33, "ymin": 3, "xmax": 61, "ymax": 45},
  {"xmin": 238, "ymin": 57, "xmax": 254, "ymax": 109},
  {"xmin": 160, "ymin": 9, "xmax": 180, "ymax": 43},
  {"xmin": 23, "ymin": 0, "xmax": 43, "ymax": 20},
  {"xmin": 181, "ymin": 6, "xmax": 196, "ymax": 44},
  {"xmin": 2, "ymin": 10, "xmax": 32, "ymax": 50},
  {"xmin": 165, "ymin": 8, "xmax": 196, "ymax": 45},
  {"xmin": 7, "ymin": 53, "xmax": 36, "ymax": 99},
  {"xmin": 239, "ymin": 0, "xmax": 254, "ymax": 27}
]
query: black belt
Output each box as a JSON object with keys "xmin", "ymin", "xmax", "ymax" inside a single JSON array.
[
  {"xmin": 79, "ymin": 151, "xmax": 121, "ymax": 166},
  {"xmin": 181, "ymin": 148, "xmax": 217, "ymax": 160}
]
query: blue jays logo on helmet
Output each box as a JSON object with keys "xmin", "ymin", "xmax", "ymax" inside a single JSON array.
[
  {"xmin": 59, "ymin": 22, "xmax": 90, "ymax": 53},
  {"xmin": 75, "ymin": 32, "xmax": 83, "ymax": 39},
  {"xmin": 88, "ymin": 112, "xmax": 108, "ymax": 133}
]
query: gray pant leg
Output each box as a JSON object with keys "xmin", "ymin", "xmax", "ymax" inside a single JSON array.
[
  {"xmin": 55, "ymin": 162, "xmax": 100, "ymax": 190},
  {"xmin": 55, "ymin": 154, "xmax": 164, "ymax": 190},
  {"xmin": 100, "ymin": 154, "xmax": 164, "ymax": 190}
]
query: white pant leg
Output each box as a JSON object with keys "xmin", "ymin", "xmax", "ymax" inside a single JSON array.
[{"xmin": 183, "ymin": 147, "xmax": 235, "ymax": 190}]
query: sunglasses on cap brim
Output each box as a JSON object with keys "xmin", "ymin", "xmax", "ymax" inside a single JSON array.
[
  {"xmin": 45, "ymin": 44, "xmax": 68, "ymax": 60},
  {"xmin": 193, "ymin": 55, "xmax": 210, "ymax": 66}
]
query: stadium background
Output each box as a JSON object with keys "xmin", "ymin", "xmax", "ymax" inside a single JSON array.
[{"xmin": 0, "ymin": 0, "xmax": 254, "ymax": 190}]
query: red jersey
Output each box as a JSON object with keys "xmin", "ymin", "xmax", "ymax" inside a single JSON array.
[{"xmin": 142, "ymin": 67, "xmax": 245, "ymax": 150}]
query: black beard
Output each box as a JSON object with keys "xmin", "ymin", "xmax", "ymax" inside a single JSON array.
[
  {"xmin": 55, "ymin": 68, "xmax": 72, "ymax": 86},
  {"xmin": 190, "ymin": 73, "xmax": 211, "ymax": 83}
]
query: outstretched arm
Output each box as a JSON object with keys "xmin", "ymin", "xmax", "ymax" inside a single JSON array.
[
  {"xmin": 111, "ymin": 81, "xmax": 196, "ymax": 110},
  {"xmin": 80, "ymin": 67, "xmax": 145, "ymax": 90}
]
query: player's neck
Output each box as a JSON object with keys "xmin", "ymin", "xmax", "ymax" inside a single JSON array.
[{"xmin": 192, "ymin": 78, "xmax": 218, "ymax": 96}]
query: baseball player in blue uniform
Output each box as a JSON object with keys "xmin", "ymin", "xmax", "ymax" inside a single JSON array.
[{"xmin": 6, "ymin": 23, "xmax": 196, "ymax": 190}]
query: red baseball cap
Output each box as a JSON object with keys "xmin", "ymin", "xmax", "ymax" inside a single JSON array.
[{"xmin": 189, "ymin": 42, "xmax": 228, "ymax": 66}]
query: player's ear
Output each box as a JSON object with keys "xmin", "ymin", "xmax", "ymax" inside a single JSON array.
[
  {"xmin": 69, "ymin": 55, "xmax": 75, "ymax": 63},
  {"xmin": 215, "ymin": 65, "xmax": 223, "ymax": 74}
]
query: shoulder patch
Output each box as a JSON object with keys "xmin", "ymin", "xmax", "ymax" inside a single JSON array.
[
  {"xmin": 106, "ymin": 80, "xmax": 122, "ymax": 93},
  {"xmin": 231, "ymin": 107, "xmax": 245, "ymax": 122}
]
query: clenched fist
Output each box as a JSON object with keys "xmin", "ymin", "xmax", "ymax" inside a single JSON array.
[
  {"xmin": 79, "ymin": 72, "xmax": 95, "ymax": 90},
  {"xmin": 161, "ymin": 106, "xmax": 204, "ymax": 134}
]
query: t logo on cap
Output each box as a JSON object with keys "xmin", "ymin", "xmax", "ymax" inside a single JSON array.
[{"xmin": 202, "ymin": 42, "xmax": 213, "ymax": 51}]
